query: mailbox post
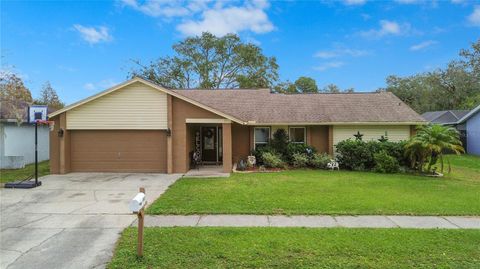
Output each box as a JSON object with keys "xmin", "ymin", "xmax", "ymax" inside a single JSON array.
[{"xmin": 129, "ymin": 187, "xmax": 147, "ymax": 257}]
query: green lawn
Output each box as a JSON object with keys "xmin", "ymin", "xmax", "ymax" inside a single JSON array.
[
  {"xmin": 147, "ymin": 154, "xmax": 480, "ymax": 215},
  {"xmin": 108, "ymin": 227, "xmax": 480, "ymax": 269},
  {"xmin": 0, "ymin": 161, "xmax": 50, "ymax": 184}
]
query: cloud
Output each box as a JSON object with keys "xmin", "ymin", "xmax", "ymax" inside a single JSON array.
[
  {"xmin": 410, "ymin": 40, "xmax": 437, "ymax": 51},
  {"xmin": 73, "ymin": 24, "xmax": 112, "ymax": 44},
  {"xmin": 83, "ymin": 79, "xmax": 118, "ymax": 91},
  {"xmin": 314, "ymin": 61, "xmax": 345, "ymax": 72},
  {"xmin": 120, "ymin": 0, "xmax": 191, "ymax": 17},
  {"xmin": 343, "ymin": 0, "xmax": 366, "ymax": 5},
  {"xmin": 314, "ymin": 47, "xmax": 369, "ymax": 59},
  {"xmin": 468, "ymin": 6, "xmax": 480, "ymax": 26},
  {"xmin": 359, "ymin": 20, "xmax": 410, "ymax": 38},
  {"xmin": 177, "ymin": 5, "xmax": 274, "ymax": 36},
  {"xmin": 121, "ymin": 0, "xmax": 274, "ymax": 37}
]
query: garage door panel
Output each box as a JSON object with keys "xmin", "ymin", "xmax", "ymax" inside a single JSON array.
[
  {"xmin": 70, "ymin": 130, "xmax": 167, "ymax": 172},
  {"xmin": 71, "ymin": 152, "xmax": 164, "ymax": 162}
]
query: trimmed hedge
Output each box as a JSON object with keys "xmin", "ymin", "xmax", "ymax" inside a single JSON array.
[{"xmin": 335, "ymin": 139, "xmax": 407, "ymax": 172}]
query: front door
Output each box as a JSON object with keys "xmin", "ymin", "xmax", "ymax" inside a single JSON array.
[{"xmin": 202, "ymin": 127, "xmax": 217, "ymax": 162}]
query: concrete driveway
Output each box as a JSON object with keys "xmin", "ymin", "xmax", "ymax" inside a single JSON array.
[{"xmin": 0, "ymin": 173, "xmax": 181, "ymax": 269}]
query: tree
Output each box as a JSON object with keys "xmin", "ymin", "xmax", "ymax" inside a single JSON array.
[
  {"xmin": 0, "ymin": 71, "xmax": 32, "ymax": 103},
  {"xmin": 273, "ymin": 81, "xmax": 297, "ymax": 93},
  {"xmin": 459, "ymin": 39, "xmax": 479, "ymax": 78},
  {"xmin": 130, "ymin": 32, "xmax": 279, "ymax": 89},
  {"xmin": 383, "ymin": 40, "xmax": 480, "ymax": 114},
  {"xmin": 34, "ymin": 81, "xmax": 65, "ymax": 110},
  {"xmin": 0, "ymin": 72, "xmax": 33, "ymax": 124},
  {"xmin": 294, "ymin": 76, "xmax": 318, "ymax": 93},
  {"xmin": 405, "ymin": 124, "xmax": 464, "ymax": 174},
  {"xmin": 320, "ymin": 84, "xmax": 354, "ymax": 93}
]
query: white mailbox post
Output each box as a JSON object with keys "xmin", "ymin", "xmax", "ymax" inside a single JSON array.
[{"xmin": 130, "ymin": 187, "xmax": 147, "ymax": 257}]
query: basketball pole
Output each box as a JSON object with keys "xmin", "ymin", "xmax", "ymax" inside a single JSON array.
[{"xmin": 35, "ymin": 120, "xmax": 38, "ymax": 186}]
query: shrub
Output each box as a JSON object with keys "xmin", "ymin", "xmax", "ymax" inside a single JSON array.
[
  {"xmin": 286, "ymin": 143, "xmax": 316, "ymax": 163},
  {"xmin": 335, "ymin": 139, "xmax": 373, "ymax": 171},
  {"xmin": 309, "ymin": 153, "xmax": 331, "ymax": 169},
  {"xmin": 251, "ymin": 145, "xmax": 274, "ymax": 165},
  {"xmin": 292, "ymin": 153, "xmax": 309, "ymax": 168},
  {"xmin": 374, "ymin": 151, "xmax": 400, "ymax": 173},
  {"xmin": 271, "ymin": 129, "xmax": 289, "ymax": 157},
  {"xmin": 261, "ymin": 151, "xmax": 286, "ymax": 168},
  {"xmin": 335, "ymin": 139, "xmax": 406, "ymax": 171}
]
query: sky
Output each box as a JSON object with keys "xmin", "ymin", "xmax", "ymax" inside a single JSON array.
[{"xmin": 1, "ymin": 0, "xmax": 479, "ymax": 104}]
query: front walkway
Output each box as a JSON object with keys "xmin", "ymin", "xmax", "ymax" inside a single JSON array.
[
  {"xmin": 141, "ymin": 215, "xmax": 480, "ymax": 229},
  {"xmin": 184, "ymin": 165, "xmax": 229, "ymax": 178}
]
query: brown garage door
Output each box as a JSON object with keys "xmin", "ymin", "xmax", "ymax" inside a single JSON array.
[{"xmin": 70, "ymin": 130, "xmax": 167, "ymax": 172}]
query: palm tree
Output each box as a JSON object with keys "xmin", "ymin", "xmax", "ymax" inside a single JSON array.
[{"xmin": 405, "ymin": 124, "xmax": 464, "ymax": 174}]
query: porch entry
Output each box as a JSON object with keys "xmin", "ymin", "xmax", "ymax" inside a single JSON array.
[{"xmin": 196, "ymin": 126, "xmax": 223, "ymax": 164}]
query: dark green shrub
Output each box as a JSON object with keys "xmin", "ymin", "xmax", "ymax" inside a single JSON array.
[
  {"xmin": 292, "ymin": 153, "xmax": 309, "ymax": 168},
  {"xmin": 374, "ymin": 151, "xmax": 400, "ymax": 173},
  {"xmin": 335, "ymin": 139, "xmax": 406, "ymax": 171},
  {"xmin": 286, "ymin": 143, "xmax": 316, "ymax": 163},
  {"xmin": 271, "ymin": 129, "xmax": 289, "ymax": 157},
  {"xmin": 261, "ymin": 151, "xmax": 286, "ymax": 168},
  {"xmin": 335, "ymin": 139, "xmax": 373, "ymax": 171},
  {"xmin": 251, "ymin": 145, "xmax": 274, "ymax": 165},
  {"xmin": 309, "ymin": 153, "xmax": 331, "ymax": 169}
]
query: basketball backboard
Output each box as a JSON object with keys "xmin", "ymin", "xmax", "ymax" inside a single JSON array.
[{"xmin": 28, "ymin": 105, "xmax": 48, "ymax": 123}]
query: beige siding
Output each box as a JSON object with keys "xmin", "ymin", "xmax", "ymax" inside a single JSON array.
[
  {"xmin": 67, "ymin": 82, "xmax": 167, "ymax": 129},
  {"xmin": 333, "ymin": 125, "xmax": 410, "ymax": 147}
]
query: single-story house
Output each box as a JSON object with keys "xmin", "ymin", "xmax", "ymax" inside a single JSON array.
[
  {"xmin": 0, "ymin": 100, "xmax": 50, "ymax": 169},
  {"xmin": 48, "ymin": 77, "xmax": 425, "ymax": 174},
  {"xmin": 456, "ymin": 104, "xmax": 480, "ymax": 156}
]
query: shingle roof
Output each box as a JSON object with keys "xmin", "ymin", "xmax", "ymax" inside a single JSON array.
[
  {"xmin": 172, "ymin": 89, "xmax": 425, "ymax": 124},
  {"xmin": 422, "ymin": 110, "xmax": 470, "ymax": 124}
]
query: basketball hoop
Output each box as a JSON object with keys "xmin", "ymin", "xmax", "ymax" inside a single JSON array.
[{"xmin": 36, "ymin": 120, "xmax": 55, "ymax": 131}]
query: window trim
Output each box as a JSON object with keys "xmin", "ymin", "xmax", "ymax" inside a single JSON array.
[
  {"xmin": 289, "ymin": 127, "xmax": 306, "ymax": 144},
  {"xmin": 254, "ymin": 127, "xmax": 271, "ymax": 149}
]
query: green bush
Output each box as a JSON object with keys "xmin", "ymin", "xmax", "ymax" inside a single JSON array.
[
  {"xmin": 271, "ymin": 129, "xmax": 289, "ymax": 157},
  {"xmin": 286, "ymin": 143, "xmax": 316, "ymax": 163},
  {"xmin": 251, "ymin": 145, "xmax": 274, "ymax": 165},
  {"xmin": 335, "ymin": 139, "xmax": 373, "ymax": 171},
  {"xmin": 374, "ymin": 151, "xmax": 400, "ymax": 173},
  {"xmin": 336, "ymin": 139, "xmax": 406, "ymax": 171},
  {"xmin": 261, "ymin": 151, "xmax": 286, "ymax": 168},
  {"xmin": 309, "ymin": 153, "xmax": 331, "ymax": 169},
  {"xmin": 292, "ymin": 153, "xmax": 309, "ymax": 168}
]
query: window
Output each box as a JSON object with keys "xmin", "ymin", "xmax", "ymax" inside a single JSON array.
[
  {"xmin": 289, "ymin": 127, "xmax": 306, "ymax": 144},
  {"xmin": 254, "ymin": 127, "xmax": 270, "ymax": 149}
]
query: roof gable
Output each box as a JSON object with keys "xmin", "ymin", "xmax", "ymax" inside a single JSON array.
[{"xmin": 48, "ymin": 77, "xmax": 245, "ymax": 124}]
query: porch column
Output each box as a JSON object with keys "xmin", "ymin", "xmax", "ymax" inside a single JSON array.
[
  {"xmin": 59, "ymin": 113, "xmax": 71, "ymax": 174},
  {"xmin": 167, "ymin": 95, "xmax": 173, "ymax": 174},
  {"xmin": 328, "ymin": 125, "xmax": 334, "ymax": 156},
  {"xmin": 222, "ymin": 123, "xmax": 232, "ymax": 173}
]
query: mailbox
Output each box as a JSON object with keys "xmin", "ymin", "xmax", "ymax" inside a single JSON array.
[{"xmin": 129, "ymin": 192, "xmax": 146, "ymax": 213}]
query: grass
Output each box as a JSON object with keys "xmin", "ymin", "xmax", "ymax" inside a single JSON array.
[
  {"xmin": 108, "ymin": 227, "xmax": 480, "ymax": 269},
  {"xmin": 147, "ymin": 154, "xmax": 480, "ymax": 215},
  {"xmin": 0, "ymin": 161, "xmax": 50, "ymax": 183}
]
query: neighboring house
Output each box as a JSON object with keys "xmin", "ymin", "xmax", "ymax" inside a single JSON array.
[
  {"xmin": 456, "ymin": 105, "xmax": 480, "ymax": 156},
  {"xmin": 0, "ymin": 101, "xmax": 50, "ymax": 169},
  {"xmin": 48, "ymin": 77, "xmax": 425, "ymax": 174},
  {"xmin": 422, "ymin": 109, "xmax": 471, "ymax": 152}
]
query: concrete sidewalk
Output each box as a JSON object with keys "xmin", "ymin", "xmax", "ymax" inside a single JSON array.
[{"xmin": 140, "ymin": 215, "xmax": 480, "ymax": 229}]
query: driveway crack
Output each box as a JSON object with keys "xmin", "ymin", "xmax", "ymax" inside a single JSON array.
[{"xmin": 6, "ymin": 228, "xmax": 65, "ymax": 269}]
